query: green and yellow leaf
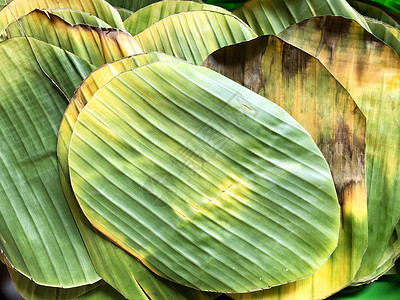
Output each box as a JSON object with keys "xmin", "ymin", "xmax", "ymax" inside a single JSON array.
[
  {"xmin": 43, "ymin": 8, "xmax": 112, "ymax": 27},
  {"xmin": 123, "ymin": 0, "xmax": 230, "ymax": 36},
  {"xmin": 232, "ymin": 0, "xmax": 369, "ymax": 36},
  {"xmin": 68, "ymin": 61, "xmax": 340, "ymax": 292},
  {"xmin": 203, "ymin": 34, "xmax": 367, "ymax": 300},
  {"xmin": 0, "ymin": 0, "xmax": 124, "ymax": 30},
  {"xmin": 3, "ymin": 9, "xmax": 142, "ymax": 67},
  {"xmin": 132, "ymin": 10, "xmax": 257, "ymax": 65},
  {"xmin": 57, "ymin": 53, "xmax": 215, "ymax": 299},
  {"xmin": 278, "ymin": 15, "xmax": 400, "ymax": 285}
]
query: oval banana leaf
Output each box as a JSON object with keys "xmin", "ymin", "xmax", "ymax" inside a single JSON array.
[
  {"xmin": 116, "ymin": 7, "xmax": 133, "ymax": 21},
  {"xmin": 348, "ymin": 0, "xmax": 400, "ymax": 30},
  {"xmin": 278, "ymin": 15, "xmax": 400, "ymax": 285},
  {"xmin": 105, "ymin": 0, "xmax": 203, "ymax": 12},
  {"xmin": 43, "ymin": 8, "xmax": 112, "ymax": 27},
  {"xmin": 133, "ymin": 10, "xmax": 257, "ymax": 65},
  {"xmin": 57, "ymin": 53, "xmax": 211, "ymax": 299},
  {"xmin": 0, "ymin": 37, "xmax": 99, "ymax": 287},
  {"xmin": 203, "ymin": 35, "xmax": 367, "ymax": 300},
  {"xmin": 3, "ymin": 9, "xmax": 142, "ymax": 67},
  {"xmin": 232, "ymin": 0, "xmax": 370, "ymax": 36},
  {"xmin": 123, "ymin": 0, "xmax": 231, "ymax": 36},
  {"xmin": 0, "ymin": 0, "xmax": 124, "ymax": 30},
  {"xmin": 8, "ymin": 268, "xmax": 101, "ymax": 300},
  {"xmin": 68, "ymin": 62, "xmax": 340, "ymax": 292}
]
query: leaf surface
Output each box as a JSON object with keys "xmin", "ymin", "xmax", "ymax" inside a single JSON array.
[
  {"xmin": 0, "ymin": 0, "xmax": 124, "ymax": 29},
  {"xmin": 123, "ymin": 0, "xmax": 230, "ymax": 36},
  {"xmin": 43, "ymin": 8, "xmax": 112, "ymax": 27},
  {"xmin": 278, "ymin": 15, "xmax": 400, "ymax": 285},
  {"xmin": 105, "ymin": 0, "xmax": 203, "ymax": 12},
  {"xmin": 203, "ymin": 34, "xmax": 367, "ymax": 300},
  {"xmin": 232, "ymin": 0, "xmax": 369, "ymax": 36},
  {"xmin": 68, "ymin": 62, "xmax": 340, "ymax": 292},
  {"xmin": 0, "ymin": 37, "xmax": 99, "ymax": 287},
  {"xmin": 57, "ymin": 53, "xmax": 214, "ymax": 299},
  {"xmin": 3, "ymin": 10, "xmax": 142, "ymax": 67},
  {"xmin": 132, "ymin": 10, "xmax": 256, "ymax": 65}
]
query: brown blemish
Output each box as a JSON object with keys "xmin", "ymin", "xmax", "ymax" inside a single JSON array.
[
  {"xmin": 317, "ymin": 117, "xmax": 366, "ymax": 206},
  {"xmin": 281, "ymin": 42, "xmax": 311, "ymax": 79},
  {"xmin": 202, "ymin": 35, "xmax": 268, "ymax": 93}
]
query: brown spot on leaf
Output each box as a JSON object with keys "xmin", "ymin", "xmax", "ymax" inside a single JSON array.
[
  {"xmin": 281, "ymin": 42, "xmax": 311, "ymax": 79},
  {"xmin": 202, "ymin": 35, "xmax": 268, "ymax": 93},
  {"xmin": 318, "ymin": 117, "xmax": 365, "ymax": 206}
]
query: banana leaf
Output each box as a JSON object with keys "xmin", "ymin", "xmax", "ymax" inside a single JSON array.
[
  {"xmin": 359, "ymin": 0, "xmax": 400, "ymax": 12},
  {"xmin": 364, "ymin": 17, "xmax": 400, "ymax": 56},
  {"xmin": 278, "ymin": 15, "xmax": 400, "ymax": 285},
  {"xmin": 0, "ymin": 0, "xmax": 124, "ymax": 30},
  {"xmin": 123, "ymin": 0, "xmax": 231, "ymax": 36},
  {"xmin": 203, "ymin": 34, "xmax": 367, "ymax": 300},
  {"xmin": 116, "ymin": 7, "xmax": 133, "ymax": 21},
  {"xmin": 8, "ymin": 268, "xmax": 102, "ymax": 300},
  {"xmin": 57, "ymin": 53, "xmax": 215, "ymax": 299},
  {"xmin": 2, "ymin": 10, "xmax": 142, "ymax": 67},
  {"xmin": 0, "ymin": 37, "xmax": 99, "ymax": 287},
  {"xmin": 348, "ymin": 0, "xmax": 400, "ymax": 29},
  {"xmin": 104, "ymin": 0, "xmax": 203, "ymax": 12},
  {"xmin": 68, "ymin": 61, "xmax": 340, "ymax": 292},
  {"xmin": 43, "ymin": 8, "xmax": 112, "ymax": 27},
  {"xmin": 132, "ymin": 10, "xmax": 257, "ymax": 65},
  {"xmin": 76, "ymin": 284, "xmax": 127, "ymax": 300},
  {"xmin": 232, "ymin": 0, "xmax": 369, "ymax": 36}
]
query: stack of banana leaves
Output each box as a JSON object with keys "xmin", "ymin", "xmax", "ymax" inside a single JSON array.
[{"xmin": 0, "ymin": 0, "xmax": 398, "ymax": 299}]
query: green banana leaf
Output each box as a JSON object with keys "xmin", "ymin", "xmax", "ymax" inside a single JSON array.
[
  {"xmin": 57, "ymin": 53, "xmax": 215, "ymax": 299},
  {"xmin": 348, "ymin": 0, "xmax": 400, "ymax": 29},
  {"xmin": 43, "ymin": 8, "xmax": 112, "ymax": 27},
  {"xmin": 359, "ymin": 0, "xmax": 400, "ymax": 13},
  {"xmin": 0, "ymin": 37, "xmax": 99, "ymax": 287},
  {"xmin": 76, "ymin": 284, "xmax": 127, "ymax": 300},
  {"xmin": 278, "ymin": 15, "xmax": 400, "ymax": 285},
  {"xmin": 232, "ymin": 0, "xmax": 369, "ymax": 36},
  {"xmin": 0, "ymin": 0, "xmax": 124, "ymax": 30},
  {"xmin": 8, "ymin": 268, "xmax": 102, "ymax": 300},
  {"xmin": 104, "ymin": 0, "xmax": 203, "ymax": 12},
  {"xmin": 68, "ymin": 61, "xmax": 340, "ymax": 293},
  {"xmin": 132, "ymin": 10, "xmax": 257, "ymax": 65},
  {"xmin": 123, "ymin": 0, "xmax": 231, "ymax": 36},
  {"xmin": 116, "ymin": 7, "xmax": 133, "ymax": 21},
  {"xmin": 203, "ymin": 34, "xmax": 367, "ymax": 300},
  {"xmin": 365, "ymin": 17, "xmax": 400, "ymax": 56},
  {"xmin": 2, "ymin": 10, "xmax": 142, "ymax": 67}
]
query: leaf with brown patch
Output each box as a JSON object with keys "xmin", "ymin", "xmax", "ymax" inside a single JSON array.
[
  {"xmin": 278, "ymin": 14, "xmax": 400, "ymax": 285},
  {"xmin": 203, "ymin": 34, "xmax": 367, "ymax": 299}
]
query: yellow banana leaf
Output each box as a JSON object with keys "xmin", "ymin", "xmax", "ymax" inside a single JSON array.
[
  {"xmin": 0, "ymin": 0, "xmax": 124, "ymax": 29},
  {"xmin": 57, "ymin": 53, "xmax": 216, "ymax": 299},
  {"xmin": 203, "ymin": 34, "xmax": 367, "ymax": 300},
  {"xmin": 278, "ymin": 15, "xmax": 400, "ymax": 285},
  {"xmin": 3, "ymin": 9, "xmax": 142, "ymax": 67}
]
